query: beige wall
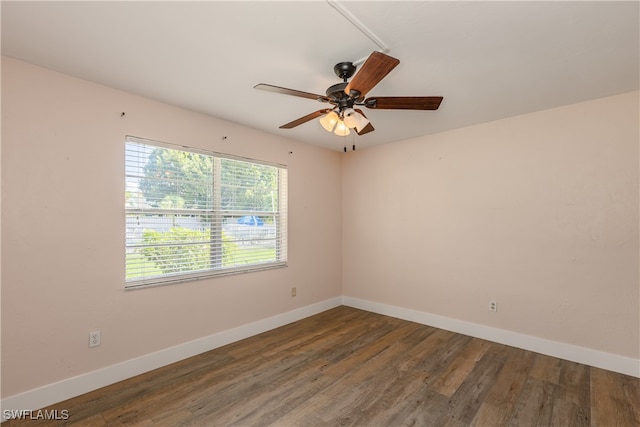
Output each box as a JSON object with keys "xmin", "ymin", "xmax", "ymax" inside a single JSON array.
[
  {"xmin": 343, "ymin": 91, "xmax": 639, "ymax": 359},
  {"xmin": 2, "ymin": 55, "xmax": 638, "ymax": 400},
  {"xmin": 1, "ymin": 57, "xmax": 343, "ymax": 397}
]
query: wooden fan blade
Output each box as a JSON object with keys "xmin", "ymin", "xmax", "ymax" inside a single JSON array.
[
  {"xmin": 279, "ymin": 109, "xmax": 333, "ymax": 129},
  {"xmin": 345, "ymin": 51, "xmax": 400, "ymax": 97},
  {"xmin": 254, "ymin": 83, "xmax": 330, "ymax": 103},
  {"xmin": 365, "ymin": 96, "xmax": 443, "ymax": 110},
  {"xmin": 354, "ymin": 109, "xmax": 375, "ymax": 135}
]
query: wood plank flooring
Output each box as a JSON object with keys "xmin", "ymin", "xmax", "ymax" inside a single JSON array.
[{"xmin": 4, "ymin": 306, "xmax": 639, "ymax": 426}]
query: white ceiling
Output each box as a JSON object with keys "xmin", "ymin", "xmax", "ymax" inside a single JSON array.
[{"xmin": 2, "ymin": 1, "xmax": 638, "ymax": 151}]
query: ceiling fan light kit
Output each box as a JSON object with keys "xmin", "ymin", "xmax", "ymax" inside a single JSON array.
[
  {"xmin": 343, "ymin": 108, "xmax": 370, "ymax": 132},
  {"xmin": 319, "ymin": 111, "xmax": 339, "ymax": 132},
  {"xmin": 319, "ymin": 108, "xmax": 369, "ymax": 136},
  {"xmin": 333, "ymin": 120, "xmax": 351, "ymax": 136},
  {"xmin": 255, "ymin": 51, "xmax": 443, "ymax": 146}
]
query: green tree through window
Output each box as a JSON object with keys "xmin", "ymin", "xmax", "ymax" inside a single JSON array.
[
  {"xmin": 125, "ymin": 137, "xmax": 287, "ymax": 288},
  {"xmin": 140, "ymin": 148, "xmax": 213, "ymax": 209}
]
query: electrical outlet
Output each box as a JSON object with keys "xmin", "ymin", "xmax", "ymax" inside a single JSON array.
[
  {"xmin": 489, "ymin": 301, "xmax": 498, "ymax": 312},
  {"xmin": 89, "ymin": 331, "xmax": 101, "ymax": 347},
  {"xmin": 291, "ymin": 287, "xmax": 297, "ymax": 297}
]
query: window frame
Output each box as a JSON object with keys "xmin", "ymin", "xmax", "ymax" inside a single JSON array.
[{"xmin": 124, "ymin": 136, "xmax": 288, "ymax": 289}]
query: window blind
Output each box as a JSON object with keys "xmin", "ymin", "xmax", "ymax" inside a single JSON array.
[{"xmin": 125, "ymin": 136, "xmax": 287, "ymax": 288}]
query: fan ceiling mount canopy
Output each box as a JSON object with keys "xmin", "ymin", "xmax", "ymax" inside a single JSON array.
[{"xmin": 254, "ymin": 51, "xmax": 444, "ymax": 146}]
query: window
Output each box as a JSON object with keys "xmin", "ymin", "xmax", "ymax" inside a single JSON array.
[{"xmin": 125, "ymin": 136, "xmax": 287, "ymax": 288}]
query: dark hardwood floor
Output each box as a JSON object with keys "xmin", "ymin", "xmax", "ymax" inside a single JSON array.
[{"xmin": 4, "ymin": 306, "xmax": 639, "ymax": 426}]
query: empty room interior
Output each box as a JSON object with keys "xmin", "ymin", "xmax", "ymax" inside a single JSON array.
[{"xmin": 1, "ymin": 1, "xmax": 639, "ymax": 426}]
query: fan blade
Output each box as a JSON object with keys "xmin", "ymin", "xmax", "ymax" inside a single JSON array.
[
  {"xmin": 279, "ymin": 109, "xmax": 333, "ymax": 129},
  {"xmin": 354, "ymin": 109, "xmax": 375, "ymax": 135},
  {"xmin": 344, "ymin": 51, "xmax": 400, "ymax": 98},
  {"xmin": 365, "ymin": 96, "xmax": 443, "ymax": 110},
  {"xmin": 254, "ymin": 83, "xmax": 330, "ymax": 103}
]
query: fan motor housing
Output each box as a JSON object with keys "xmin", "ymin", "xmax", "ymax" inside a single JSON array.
[
  {"xmin": 326, "ymin": 82, "xmax": 357, "ymax": 110},
  {"xmin": 326, "ymin": 82, "xmax": 348, "ymax": 99}
]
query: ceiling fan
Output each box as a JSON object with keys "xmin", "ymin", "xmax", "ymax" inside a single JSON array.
[{"xmin": 254, "ymin": 51, "xmax": 443, "ymax": 150}]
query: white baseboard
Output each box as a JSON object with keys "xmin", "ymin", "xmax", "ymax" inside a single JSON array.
[
  {"xmin": 1, "ymin": 297, "xmax": 342, "ymax": 416},
  {"xmin": 3, "ymin": 295, "xmax": 637, "ymax": 418},
  {"xmin": 342, "ymin": 296, "xmax": 640, "ymax": 378}
]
